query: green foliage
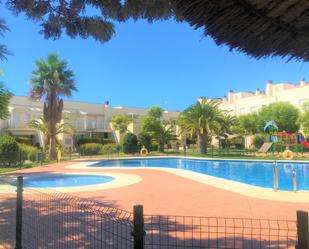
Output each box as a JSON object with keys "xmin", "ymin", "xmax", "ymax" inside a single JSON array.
[
  {"xmin": 0, "ymin": 20, "xmax": 10, "ymax": 60},
  {"xmin": 29, "ymin": 54, "xmax": 76, "ymax": 160},
  {"xmin": 30, "ymin": 54, "xmax": 76, "ymax": 99},
  {"xmin": 253, "ymin": 134, "xmax": 266, "ymax": 149},
  {"xmin": 148, "ymin": 106, "xmax": 164, "ymax": 119},
  {"xmin": 77, "ymin": 137, "xmax": 114, "ymax": 146},
  {"xmin": 111, "ymin": 114, "xmax": 131, "ymax": 134},
  {"xmin": 101, "ymin": 143, "xmax": 121, "ymax": 154},
  {"xmin": 18, "ymin": 143, "xmax": 40, "ymax": 162},
  {"xmin": 15, "ymin": 136, "xmax": 34, "ymax": 145},
  {"xmin": 141, "ymin": 106, "xmax": 176, "ymax": 152},
  {"xmin": 138, "ymin": 132, "xmax": 152, "ymax": 151},
  {"xmin": 6, "ymin": 1, "xmax": 174, "ymax": 43},
  {"xmin": 79, "ymin": 143, "xmax": 103, "ymax": 155},
  {"xmin": 178, "ymin": 98, "xmax": 230, "ymax": 154},
  {"xmin": 122, "ymin": 133, "xmax": 138, "ymax": 154},
  {"xmin": 232, "ymin": 113, "xmax": 260, "ymax": 134},
  {"xmin": 0, "ymin": 134, "xmax": 20, "ymax": 165},
  {"xmin": 299, "ymin": 100, "xmax": 309, "ymax": 135},
  {"xmin": 258, "ymin": 102, "xmax": 299, "ymax": 133},
  {"xmin": 0, "ymin": 82, "xmax": 12, "ymax": 120}
]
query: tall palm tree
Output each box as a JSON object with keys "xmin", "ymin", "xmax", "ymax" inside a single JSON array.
[
  {"xmin": 29, "ymin": 54, "xmax": 76, "ymax": 159},
  {"xmin": 178, "ymin": 98, "xmax": 228, "ymax": 154}
]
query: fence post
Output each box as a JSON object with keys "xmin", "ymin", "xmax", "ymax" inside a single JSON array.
[
  {"xmin": 132, "ymin": 205, "xmax": 145, "ymax": 249},
  {"xmin": 15, "ymin": 176, "xmax": 23, "ymax": 249},
  {"xmin": 296, "ymin": 210, "xmax": 309, "ymax": 249}
]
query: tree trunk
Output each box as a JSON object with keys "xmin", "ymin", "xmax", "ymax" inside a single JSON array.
[
  {"xmin": 45, "ymin": 90, "xmax": 62, "ymax": 160},
  {"xmin": 49, "ymin": 135, "xmax": 57, "ymax": 160},
  {"xmin": 159, "ymin": 143, "xmax": 164, "ymax": 153},
  {"xmin": 198, "ymin": 133, "xmax": 208, "ymax": 155}
]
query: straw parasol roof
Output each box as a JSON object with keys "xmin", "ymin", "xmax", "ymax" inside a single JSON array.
[{"xmin": 172, "ymin": 0, "xmax": 309, "ymax": 61}]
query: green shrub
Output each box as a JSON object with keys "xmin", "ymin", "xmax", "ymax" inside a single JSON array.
[
  {"xmin": 77, "ymin": 137, "xmax": 114, "ymax": 146},
  {"xmin": 122, "ymin": 133, "xmax": 138, "ymax": 154},
  {"xmin": 253, "ymin": 134, "xmax": 266, "ymax": 149},
  {"xmin": 79, "ymin": 143, "xmax": 103, "ymax": 155},
  {"xmin": 101, "ymin": 143, "xmax": 121, "ymax": 154},
  {"xmin": 15, "ymin": 136, "xmax": 34, "ymax": 145},
  {"xmin": 18, "ymin": 144, "xmax": 40, "ymax": 162},
  {"xmin": 0, "ymin": 134, "xmax": 20, "ymax": 166},
  {"xmin": 138, "ymin": 132, "xmax": 152, "ymax": 151},
  {"xmin": 272, "ymin": 143, "xmax": 286, "ymax": 153}
]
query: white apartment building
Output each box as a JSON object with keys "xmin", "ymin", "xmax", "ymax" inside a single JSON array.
[
  {"xmin": 220, "ymin": 78, "xmax": 309, "ymax": 116},
  {"xmin": 1, "ymin": 96, "xmax": 180, "ymax": 148}
]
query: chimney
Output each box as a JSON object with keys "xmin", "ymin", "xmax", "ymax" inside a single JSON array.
[
  {"xmin": 300, "ymin": 77, "xmax": 307, "ymax": 87},
  {"xmin": 255, "ymin": 88, "xmax": 261, "ymax": 95},
  {"xmin": 228, "ymin": 90, "xmax": 234, "ymax": 104},
  {"xmin": 265, "ymin": 80, "xmax": 273, "ymax": 97},
  {"xmin": 104, "ymin": 100, "xmax": 109, "ymax": 108}
]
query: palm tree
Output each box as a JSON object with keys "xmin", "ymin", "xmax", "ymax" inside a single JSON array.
[
  {"xmin": 178, "ymin": 97, "xmax": 228, "ymax": 154},
  {"xmin": 0, "ymin": 19, "xmax": 10, "ymax": 61},
  {"xmin": 153, "ymin": 123, "xmax": 177, "ymax": 152},
  {"xmin": 29, "ymin": 54, "xmax": 76, "ymax": 159},
  {"xmin": 28, "ymin": 117, "xmax": 75, "ymax": 150}
]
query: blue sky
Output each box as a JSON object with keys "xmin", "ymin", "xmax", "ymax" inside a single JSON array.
[{"xmin": 0, "ymin": 5, "xmax": 308, "ymax": 111}]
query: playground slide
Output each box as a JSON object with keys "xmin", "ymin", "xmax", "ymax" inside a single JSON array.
[
  {"xmin": 258, "ymin": 142, "xmax": 273, "ymax": 153},
  {"xmin": 301, "ymin": 141, "xmax": 309, "ymax": 149}
]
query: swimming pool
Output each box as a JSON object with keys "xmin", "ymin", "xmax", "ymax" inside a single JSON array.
[
  {"xmin": 14, "ymin": 174, "xmax": 115, "ymax": 188},
  {"xmin": 95, "ymin": 158, "xmax": 309, "ymax": 191}
]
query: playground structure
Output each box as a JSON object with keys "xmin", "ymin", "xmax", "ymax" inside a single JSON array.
[{"xmin": 260, "ymin": 121, "xmax": 309, "ymax": 158}]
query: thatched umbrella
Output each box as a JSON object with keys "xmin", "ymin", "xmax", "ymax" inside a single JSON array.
[{"xmin": 172, "ymin": 0, "xmax": 309, "ymax": 61}]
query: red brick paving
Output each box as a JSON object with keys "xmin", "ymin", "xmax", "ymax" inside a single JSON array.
[{"xmin": 3, "ymin": 159, "xmax": 309, "ymax": 220}]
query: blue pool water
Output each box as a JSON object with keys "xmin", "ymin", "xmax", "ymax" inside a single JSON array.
[
  {"xmin": 95, "ymin": 158, "xmax": 309, "ymax": 191},
  {"xmin": 16, "ymin": 174, "xmax": 114, "ymax": 188}
]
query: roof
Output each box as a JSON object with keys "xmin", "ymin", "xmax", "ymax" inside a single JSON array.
[{"xmin": 173, "ymin": 0, "xmax": 309, "ymax": 61}]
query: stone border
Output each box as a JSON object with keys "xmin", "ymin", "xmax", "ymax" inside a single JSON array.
[{"xmin": 0, "ymin": 171, "xmax": 142, "ymax": 194}]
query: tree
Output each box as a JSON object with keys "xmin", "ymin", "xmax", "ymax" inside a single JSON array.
[
  {"xmin": 0, "ymin": 84, "xmax": 12, "ymax": 120},
  {"xmin": 141, "ymin": 106, "xmax": 176, "ymax": 152},
  {"xmin": 148, "ymin": 106, "xmax": 164, "ymax": 119},
  {"xmin": 111, "ymin": 114, "xmax": 131, "ymax": 134},
  {"xmin": 29, "ymin": 53, "xmax": 76, "ymax": 159},
  {"xmin": 299, "ymin": 100, "xmax": 309, "ymax": 135},
  {"xmin": 258, "ymin": 102, "xmax": 299, "ymax": 133},
  {"xmin": 152, "ymin": 123, "xmax": 177, "ymax": 152},
  {"xmin": 122, "ymin": 132, "xmax": 138, "ymax": 154},
  {"xmin": 0, "ymin": 70, "xmax": 12, "ymax": 120},
  {"xmin": 6, "ymin": 1, "xmax": 175, "ymax": 43},
  {"xmin": 231, "ymin": 112, "xmax": 260, "ymax": 135},
  {"xmin": 0, "ymin": 19, "xmax": 10, "ymax": 60},
  {"xmin": 177, "ymin": 97, "xmax": 228, "ymax": 154},
  {"xmin": 138, "ymin": 132, "xmax": 152, "ymax": 151},
  {"xmin": 28, "ymin": 116, "xmax": 75, "ymax": 150}
]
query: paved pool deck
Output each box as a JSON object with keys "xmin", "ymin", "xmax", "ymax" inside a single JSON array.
[{"xmin": 2, "ymin": 158, "xmax": 309, "ymax": 220}]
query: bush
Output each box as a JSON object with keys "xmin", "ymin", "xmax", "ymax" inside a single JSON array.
[
  {"xmin": 101, "ymin": 143, "xmax": 121, "ymax": 154},
  {"xmin": 77, "ymin": 137, "xmax": 114, "ymax": 146},
  {"xmin": 18, "ymin": 144, "xmax": 40, "ymax": 162},
  {"xmin": 272, "ymin": 143, "xmax": 285, "ymax": 153},
  {"xmin": 253, "ymin": 134, "xmax": 266, "ymax": 149},
  {"xmin": 138, "ymin": 132, "xmax": 152, "ymax": 151},
  {"xmin": 122, "ymin": 133, "xmax": 138, "ymax": 154},
  {"xmin": 0, "ymin": 134, "xmax": 20, "ymax": 166},
  {"xmin": 79, "ymin": 143, "xmax": 103, "ymax": 155}
]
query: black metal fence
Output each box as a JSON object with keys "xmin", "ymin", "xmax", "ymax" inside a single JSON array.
[{"xmin": 0, "ymin": 176, "xmax": 307, "ymax": 249}]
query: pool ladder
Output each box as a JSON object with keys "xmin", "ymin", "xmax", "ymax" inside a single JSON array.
[{"xmin": 273, "ymin": 160, "xmax": 297, "ymax": 193}]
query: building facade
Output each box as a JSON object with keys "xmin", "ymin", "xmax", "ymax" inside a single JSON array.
[
  {"xmin": 1, "ymin": 96, "xmax": 180, "ymax": 148},
  {"xmin": 220, "ymin": 78, "xmax": 309, "ymax": 116}
]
